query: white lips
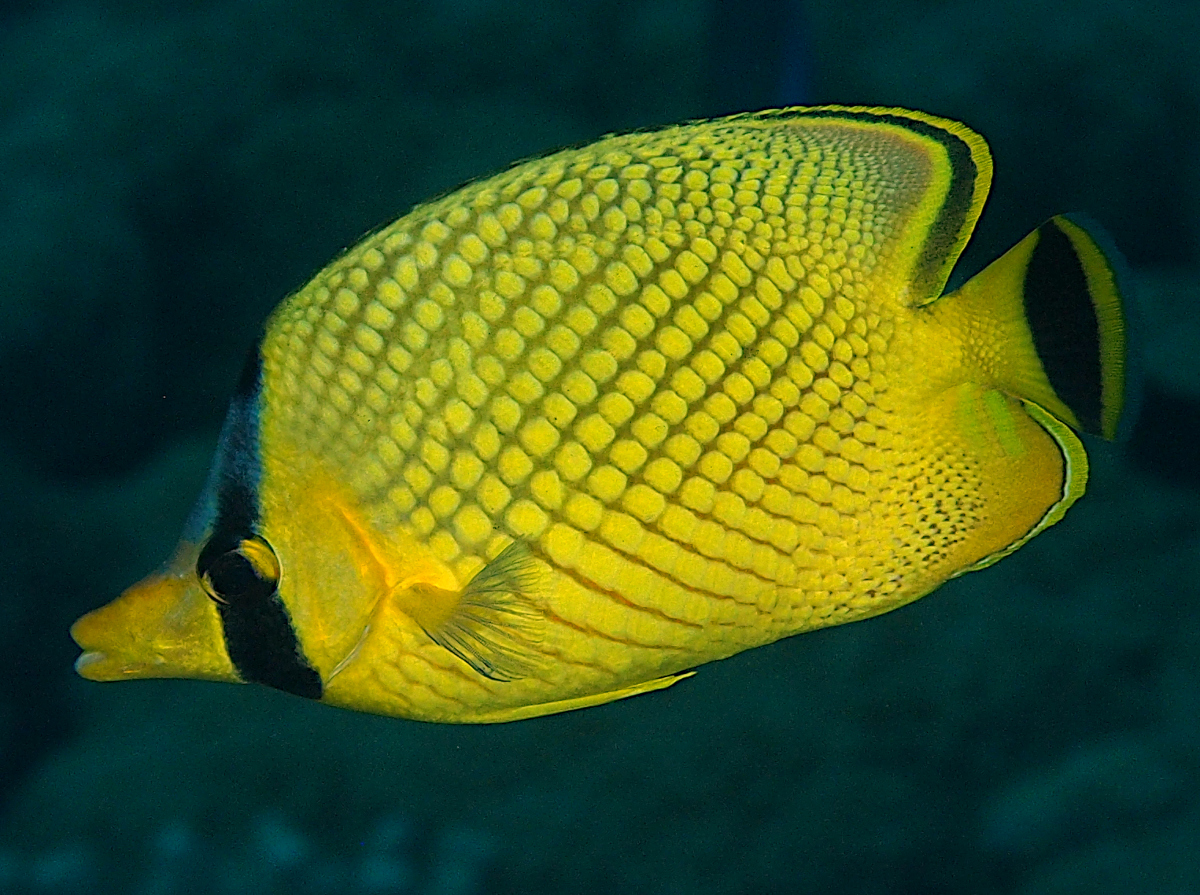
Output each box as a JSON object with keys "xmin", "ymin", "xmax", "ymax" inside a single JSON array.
[{"xmin": 74, "ymin": 651, "xmax": 107, "ymax": 674}]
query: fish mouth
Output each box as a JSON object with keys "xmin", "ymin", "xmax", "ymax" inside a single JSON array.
[
  {"xmin": 73, "ymin": 649, "xmax": 112, "ymax": 679},
  {"xmin": 69, "ymin": 584, "xmax": 164, "ymax": 681},
  {"xmin": 69, "ymin": 610, "xmax": 132, "ymax": 681}
]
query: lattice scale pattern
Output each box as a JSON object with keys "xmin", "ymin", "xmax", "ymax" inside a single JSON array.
[{"xmin": 261, "ymin": 110, "xmax": 958, "ymax": 655}]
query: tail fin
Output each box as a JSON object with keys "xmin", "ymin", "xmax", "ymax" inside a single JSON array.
[{"xmin": 947, "ymin": 214, "xmax": 1137, "ymax": 441}]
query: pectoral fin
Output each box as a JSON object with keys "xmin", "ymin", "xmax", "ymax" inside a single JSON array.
[{"xmin": 404, "ymin": 540, "xmax": 545, "ymax": 682}]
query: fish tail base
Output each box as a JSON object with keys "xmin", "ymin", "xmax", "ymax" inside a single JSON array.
[{"xmin": 946, "ymin": 214, "xmax": 1136, "ymax": 440}]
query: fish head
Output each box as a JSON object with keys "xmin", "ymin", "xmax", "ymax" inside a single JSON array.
[{"xmin": 71, "ymin": 540, "xmax": 237, "ymax": 685}]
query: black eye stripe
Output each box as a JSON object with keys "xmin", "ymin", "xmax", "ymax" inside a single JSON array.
[{"xmin": 200, "ymin": 342, "xmax": 323, "ymax": 701}]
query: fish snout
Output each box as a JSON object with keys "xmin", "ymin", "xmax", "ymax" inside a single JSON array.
[{"xmin": 70, "ymin": 569, "xmax": 238, "ymax": 684}]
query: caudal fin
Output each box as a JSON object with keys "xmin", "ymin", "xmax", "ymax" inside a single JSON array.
[
  {"xmin": 949, "ymin": 214, "xmax": 1137, "ymax": 441},
  {"xmin": 1020, "ymin": 214, "xmax": 1135, "ymax": 440}
]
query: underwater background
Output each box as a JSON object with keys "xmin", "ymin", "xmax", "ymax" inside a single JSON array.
[{"xmin": 1, "ymin": 0, "xmax": 1197, "ymax": 891}]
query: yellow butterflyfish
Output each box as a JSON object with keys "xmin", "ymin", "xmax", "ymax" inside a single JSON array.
[{"xmin": 71, "ymin": 106, "xmax": 1134, "ymax": 723}]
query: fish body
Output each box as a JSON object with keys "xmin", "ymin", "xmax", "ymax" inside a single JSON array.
[{"xmin": 72, "ymin": 106, "xmax": 1132, "ymax": 723}]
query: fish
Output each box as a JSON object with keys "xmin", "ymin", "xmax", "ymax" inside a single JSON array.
[{"xmin": 71, "ymin": 105, "xmax": 1134, "ymax": 723}]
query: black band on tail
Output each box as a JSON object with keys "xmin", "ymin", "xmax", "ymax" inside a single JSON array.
[{"xmin": 1023, "ymin": 220, "xmax": 1105, "ymax": 435}]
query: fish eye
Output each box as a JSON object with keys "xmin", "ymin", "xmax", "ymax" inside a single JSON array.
[{"xmin": 198, "ymin": 535, "xmax": 280, "ymax": 605}]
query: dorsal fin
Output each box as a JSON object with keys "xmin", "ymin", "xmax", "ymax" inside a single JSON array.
[{"xmin": 753, "ymin": 105, "xmax": 993, "ymax": 303}]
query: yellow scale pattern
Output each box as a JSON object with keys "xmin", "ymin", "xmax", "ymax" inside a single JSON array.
[{"xmin": 263, "ymin": 115, "xmax": 958, "ymax": 669}]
